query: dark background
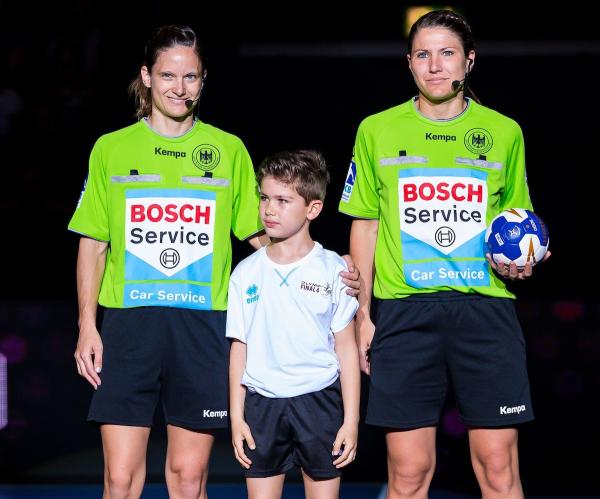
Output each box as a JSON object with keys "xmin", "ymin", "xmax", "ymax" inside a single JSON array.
[{"xmin": 0, "ymin": 2, "xmax": 598, "ymax": 496}]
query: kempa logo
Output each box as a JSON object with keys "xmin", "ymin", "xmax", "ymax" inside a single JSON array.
[
  {"xmin": 500, "ymin": 404, "xmax": 526, "ymax": 415},
  {"xmin": 300, "ymin": 281, "xmax": 332, "ymax": 296},
  {"xmin": 425, "ymin": 132, "xmax": 456, "ymax": 142},
  {"xmin": 246, "ymin": 284, "xmax": 259, "ymax": 304},
  {"xmin": 155, "ymin": 147, "xmax": 186, "ymax": 159},
  {"xmin": 203, "ymin": 409, "xmax": 227, "ymax": 418}
]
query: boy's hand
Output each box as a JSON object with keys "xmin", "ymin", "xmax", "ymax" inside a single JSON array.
[
  {"xmin": 332, "ymin": 423, "xmax": 358, "ymax": 468},
  {"xmin": 231, "ymin": 419, "xmax": 255, "ymax": 469},
  {"xmin": 340, "ymin": 254, "xmax": 360, "ymax": 297}
]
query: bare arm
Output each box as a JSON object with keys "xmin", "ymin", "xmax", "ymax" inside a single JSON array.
[
  {"xmin": 349, "ymin": 219, "xmax": 378, "ymax": 374},
  {"xmin": 247, "ymin": 231, "xmax": 270, "ymax": 250},
  {"xmin": 74, "ymin": 237, "xmax": 108, "ymax": 389},
  {"xmin": 229, "ymin": 339, "xmax": 255, "ymax": 468},
  {"xmin": 332, "ymin": 319, "xmax": 360, "ymax": 468}
]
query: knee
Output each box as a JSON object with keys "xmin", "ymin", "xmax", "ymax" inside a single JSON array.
[
  {"xmin": 388, "ymin": 456, "xmax": 435, "ymax": 497},
  {"xmin": 475, "ymin": 451, "xmax": 519, "ymax": 494},
  {"xmin": 105, "ymin": 469, "xmax": 136, "ymax": 498},
  {"xmin": 166, "ymin": 460, "xmax": 208, "ymax": 497}
]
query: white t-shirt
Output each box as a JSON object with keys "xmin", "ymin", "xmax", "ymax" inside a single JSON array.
[{"xmin": 226, "ymin": 242, "xmax": 358, "ymax": 398}]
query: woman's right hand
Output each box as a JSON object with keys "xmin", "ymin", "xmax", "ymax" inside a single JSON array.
[
  {"xmin": 357, "ymin": 317, "xmax": 375, "ymax": 375},
  {"xmin": 74, "ymin": 323, "xmax": 103, "ymax": 389}
]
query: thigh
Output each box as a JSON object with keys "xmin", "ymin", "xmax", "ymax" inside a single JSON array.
[
  {"xmin": 449, "ymin": 297, "xmax": 534, "ymax": 426},
  {"xmin": 247, "ymin": 474, "xmax": 286, "ymax": 499},
  {"xmin": 165, "ymin": 424, "xmax": 214, "ymax": 472},
  {"xmin": 162, "ymin": 309, "xmax": 229, "ymax": 429},
  {"xmin": 244, "ymin": 392, "xmax": 295, "ymax": 478},
  {"xmin": 386, "ymin": 426, "xmax": 437, "ymax": 470},
  {"xmin": 385, "ymin": 426, "xmax": 436, "ymax": 480},
  {"xmin": 367, "ymin": 299, "xmax": 447, "ymax": 429},
  {"xmin": 468, "ymin": 427, "xmax": 519, "ymax": 469},
  {"xmin": 101, "ymin": 424, "xmax": 151, "ymax": 475},
  {"xmin": 89, "ymin": 308, "xmax": 164, "ymax": 426},
  {"xmin": 289, "ymin": 380, "xmax": 343, "ymax": 480},
  {"xmin": 302, "ymin": 470, "xmax": 340, "ymax": 499}
]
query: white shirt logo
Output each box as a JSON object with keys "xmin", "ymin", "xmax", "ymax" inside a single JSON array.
[{"xmin": 126, "ymin": 191, "xmax": 216, "ymax": 277}]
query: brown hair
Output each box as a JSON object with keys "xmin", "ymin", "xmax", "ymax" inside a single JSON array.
[
  {"xmin": 257, "ymin": 150, "xmax": 330, "ymax": 203},
  {"xmin": 408, "ymin": 10, "xmax": 480, "ymax": 103},
  {"xmin": 128, "ymin": 25, "xmax": 206, "ymax": 119}
]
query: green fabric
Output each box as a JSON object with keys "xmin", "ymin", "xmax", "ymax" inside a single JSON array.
[
  {"xmin": 69, "ymin": 120, "xmax": 262, "ymax": 310},
  {"xmin": 339, "ymin": 98, "xmax": 532, "ymax": 299}
]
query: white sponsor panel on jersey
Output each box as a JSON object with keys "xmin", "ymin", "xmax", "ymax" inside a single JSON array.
[
  {"xmin": 399, "ymin": 168, "xmax": 487, "ymax": 256},
  {"xmin": 398, "ymin": 168, "xmax": 490, "ymax": 288},
  {"xmin": 125, "ymin": 189, "xmax": 216, "ymax": 279}
]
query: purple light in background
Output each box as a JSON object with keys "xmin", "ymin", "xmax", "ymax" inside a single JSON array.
[
  {"xmin": 442, "ymin": 408, "xmax": 467, "ymax": 438},
  {"xmin": 0, "ymin": 335, "xmax": 28, "ymax": 364},
  {"xmin": 0, "ymin": 353, "xmax": 6, "ymax": 429}
]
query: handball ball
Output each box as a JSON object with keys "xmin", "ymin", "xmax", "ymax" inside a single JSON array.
[{"xmin": 485, "ymin": 208, "xmax": 549, "ymax": 270}]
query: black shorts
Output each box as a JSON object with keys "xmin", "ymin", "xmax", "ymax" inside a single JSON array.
[
  {"xmin": 367, "ymin": 292, "xmax": 534, "ymax": 428},
  {"xmin": 243, "ymin": 380, "xmax": 343, "ymax": 479},
  {"xmin": 88, "ymin": 307, "xmax": 229, "ymax": 429}
]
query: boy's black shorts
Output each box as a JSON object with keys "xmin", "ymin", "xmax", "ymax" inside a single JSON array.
[
  {"xmin": 88, "ymin": 307, "xmax": 229, "ymax": 429},
  {"xmin": 243, "ymin": 379, "xmax": 344, "ymax": 479},
  {"xmin": 367, "ymin": 292, "xmax": 534, "ymax": 429}
]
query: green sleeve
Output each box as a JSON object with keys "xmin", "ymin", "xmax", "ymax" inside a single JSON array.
[
  {"xmin": 231, "ymin": 141, "xmax": 262, "ymax": 240},
  {"xmin": 68, "ymin": 139, "xmax": 110, "ymax": 241},
  {"xmin": 501, "ymin": 125, "xmax": 533, "ymax": 212},
  {"xmin": 338, "ymin": 121, "xmax": 380, "ymax": 219}
]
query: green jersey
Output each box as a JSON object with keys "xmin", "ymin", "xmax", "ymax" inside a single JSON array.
[
  {"xmin": 69, "ymin": 120, "xmax": 262, "ymax": 310},
  {"xmin": 339, "ymin": 98, "xmax": 532, "ymax": 299}
]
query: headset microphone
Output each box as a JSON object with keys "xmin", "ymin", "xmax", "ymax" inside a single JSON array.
[
  {"xmin": 452, "ymin": 78, "xmax": 465, "ymax": 91},
  {"xmin": 452, "ymin": 59, "xmax": 473, "ymax": 92}
]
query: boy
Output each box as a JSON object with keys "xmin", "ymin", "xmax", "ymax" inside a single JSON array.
[{"xmin": 226, "ymin": 150, "xmax": 360, "ymax": 499}]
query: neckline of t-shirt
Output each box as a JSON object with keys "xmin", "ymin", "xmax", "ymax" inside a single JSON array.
[
  {"xmin": 410, "ymin": 96, "xmax": 472, "ymax": 125},
  {"xmin": 140, "ymin": 117, "xmax": 201, "ymax": 141},
  {"xmin": 262, "ymin": 241, "xmax": 322, "ymax": 269}
]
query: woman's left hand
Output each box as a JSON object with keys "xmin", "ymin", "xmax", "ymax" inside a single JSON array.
[
  {"xmin": 340, "ymin": 254, "xmax": 360, "ymax": 296},
  {"xmin": 486, "ymin": 251, "xmax": 551, "ymax": 280}
]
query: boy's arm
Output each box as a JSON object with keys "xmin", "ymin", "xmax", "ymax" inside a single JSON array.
[
  {"xmin": 332, "ymin": 319, "xmax": 360, "ymax": 468},
  {"xmin": 229, "ymin": 339, "xmax": 255, "ymax": 468}
]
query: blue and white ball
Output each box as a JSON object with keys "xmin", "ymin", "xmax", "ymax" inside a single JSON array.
[{"xmin": 485, "ymin": 208, "xmax": 549, "ymax": 270}]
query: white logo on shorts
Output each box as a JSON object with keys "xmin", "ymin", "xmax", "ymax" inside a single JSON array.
[
  {"xmin": 203, "ymin": 409, "xmax": 228, "ymax": 418},
  {"xmin": 499, "ymin": 404, "xmax": 526, "ymax": 415}
]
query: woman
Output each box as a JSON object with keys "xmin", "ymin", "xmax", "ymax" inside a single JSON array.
[
  {"xmin": 69, "ymin": 25, "xmax": 358, "ymax": 499},
  {"xmin": 339, "ymin": 10, "xmax": 549, "ymax": 499}
]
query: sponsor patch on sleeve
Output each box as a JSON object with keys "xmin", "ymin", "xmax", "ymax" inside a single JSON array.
[
  {"xmin": 341, "ymin": 161, "xmax": 356, "ymax": 202},
  {"xmin": 75, "ymin": 177, "xmax": 87, "ymax": 209}
]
